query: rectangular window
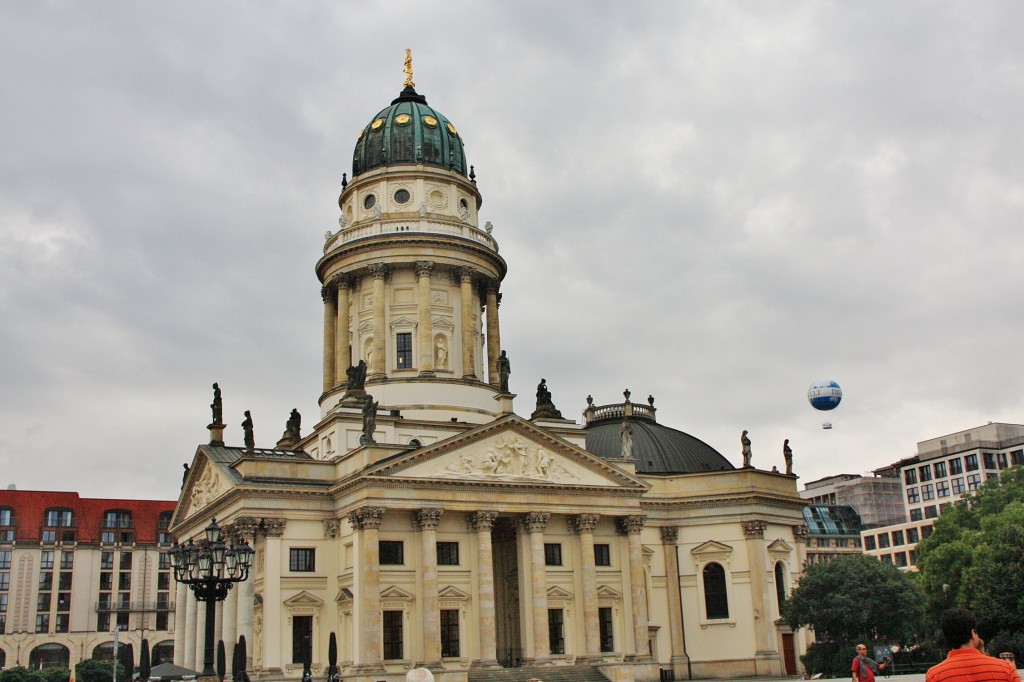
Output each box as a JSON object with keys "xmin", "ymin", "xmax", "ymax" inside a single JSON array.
[
  {"xmin": 58, "ymin": 572, "xmax": 72, "ymax": 590},
  {"xmin": 907, "ymin": 487, "xmax": 920, "ymax": 503},
  {"xmin": 877, "ymin": 534, "xmax": 890, "ymax": 549},
  {"xmin": 892, "ymin": 531, "xmax": 905, "ymax": 546},
  {"xmin": 965, "ymin": 454, "xmax": 979, "ymax": 471},
  {"xmin": 120, "ymin": 552, "xmax": 132, "ymax": 569},
  {"xmin": 544, "ymin": 543, "xmax": 563, "ymax": 566},
  {"xmin": 116, "ymin": 612, "xmax": 129, "ymax": 629},
  {"xmin": 437, "ymin": 541, "xmax": 459, "ymax": 566},
  {"xmin": 599, "ymin": 606, "xmax": 614, "ymax": 652},
  {"xmin": 894, "ymin": 552, "xmax": 908, "ymax": 568},
  {"xmin": 936, "ymin": 481, "xmax": 950, "ymax": 498},
  {"xmin": 440, "ymin": 609, "xmax": 460, "ymax": 658},
  {"xmin": 910, "ymin": 549, "xmax": 919, "ymax": 564},
  {"xmin": 45, "ymin": 510, "xmax": 74, "ymax": 527},
  {"xmin": 291, "ymin": 615, "xmax": 312, "ymax": 664},
  {"xmin": 0, "ymin": 509, "xmax": 10, "ymax": 525},
  {"xmin": 383, "ymin": 610, "xmax": 403, "ymax": 660},
  {"xmin": 97, "ymin": 613, "xmax": 110, "ymax": 632},
  {"xmin": 548, "ymin": 609, "xmax": 565, "ymax": 655},
  {"xmin": 396, "ymin": 332, "xmax": 413, "ymax": 369},
  {"xmin": 924, "ymin": 505, "xmax": 938, "ymax": 519},
  {"xmin": 967, "ymin": 473, "xmax": 982, "ymax": 491},
  {"xmin": 0, "ymin": 530, "xmax": 13, "ymax": 543},
  {"xmin": 118, "ymin": 572, "xmax": 131, "ymax": 590},
  {"xmin": 157, "ymin": 573, "xmax": 170, "ymax": 590},
  {"xmin": 0, "ymin": 572, "xmax": 7, "ymax": 591},
  {"xmin": 983, "ymin": 452, "xmax": 996, "ymax": 470},
  {"xmin": 904, "ymin": 469, "xmax": 917, "ymax": 485},
  {"xmin": 60, "ymin": 552, "xmax": 74, "ymax": 569},
  {"xmin": 101, "ymin": 552, "xmax": 114, "ymax": 570},
  {"xmin": 55, "ymin": 614, "xmax": 69, "ymax": 633},
  {"xmin": 0, "ymin": 593, "xmax": 7, "ymax": 612},
  {"xmin": 379, "ymin": 541, "xmax": 404, "ymax": 565},
  {"xmin": 921, "ymin": 484, "xmax": 935, "ymax": 501},
  {"xmin": 933, "ymin": 461, "xmax": 947, "ymax": 478},
  {"xmin": 36, "ymin": 614, "xmax": 50, "ymax": 633},
  {"xmin": 156, "ymin": 612, "xmax": 169, "ymax": 631},
  {"xmin": 952, "ymin": 477, "xmax": 966, "ymax": 495},
  {"xmin": 289, "ymin": 548, "xmax": 316, "ymax": 572},
  {"xmin": 907, "ymin": 527, "xmax": 920, "ymax": 544},
  {"xmin": 881, "ymin": 554, "xmax": 893, "ymax": 564},
  {"xmin": 918, "ymin": 465, "xmax": 932, "ymax": 482},
  {"xmin": 1011, "ymin": 450, "xmax": 1024, "ymax": 467},
  {"xmin": 158, "ymin": 553, "xmax": 171, "ymax": 570},
  {"xmin": 56, "ymin": 592, "xmax": 71, "ymax": 612},
  {"xmin": 864, "ymin": 535, "xmax": 876, "ymax": 551},
  {"xmin": 104, "ymin": 511, "xmax": 132, "ymax": 529},
  {"xmin": 39, "ymin": 572, "xmax": 53, "ymax": 590},
  {"xmin": 997, "ymin": 452, "xmax": 1008, "ymax": 469},
  {"xmin": 41, "ymin": 530, "xmax": 57, "ymax": 544},
  {"xmin": 37, "ymin": 591, "xmax": 51, "ymax": 612},
  {"xmin": 0, "ymin": 550, "xmax": 11, "ymax": 569},
  {"xmin": 921, "ymin": 525, "xmax": 934, "ymax": 539},
  {"xmin": 101, "ymin": 531, "xmax": 115, "ymax": 545},
  {"xmin": 594, "ymin": 543, "xmax": 611, "ymax": 566},
  {"xmin": 950, "ymin": 457, "xmax": 964, "ymax": 475},
  {"xmin": 40, "ymin": 551, "xmax": 55, "ymax": 569},
  {"xmin": 99, "ymin": 572, "xmax": 113, "ymax": 590}
]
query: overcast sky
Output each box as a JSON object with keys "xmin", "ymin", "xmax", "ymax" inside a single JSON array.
[{"xmin": 2, "ymin": 2, "xmax": 1023, "ymax": 502}]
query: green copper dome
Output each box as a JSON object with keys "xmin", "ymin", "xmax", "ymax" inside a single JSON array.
[{"xmin": 352, "ymin": 87, "xmax": 467, "ymax": 178}]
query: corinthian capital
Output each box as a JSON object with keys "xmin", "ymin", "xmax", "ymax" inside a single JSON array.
[
  {"xmin": 416, "ymin": 261, "xmax": 434, "ymax": 278},
  {"xmin": 572, "ymin": 514, "xmax": 600, "ymax": 534},
  {"xmin": 348, "ymin": 506, "xmax": 386, "ymax": 530},
  {"xmin": 617, "ymin": 515, "xmax": 647, "ymax": 535},
  {"xmin": 742, "ymin": 520, "xmax": 767, "ymax": 538},
  {"xmin": 470, "ymin": 510, "xmax": 498, "ymax": 532},
  {"xmin": 416, "ymin": 508, "xmax": 444, "ymax": 530},
  {"xmin": 520, "ymin": 512, "xmax": 549, "ymax": 534}
]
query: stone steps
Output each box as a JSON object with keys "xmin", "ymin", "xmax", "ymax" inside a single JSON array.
[{"xmin": 468, "ymin": 662, "xmax": 610, "ymax": 682}]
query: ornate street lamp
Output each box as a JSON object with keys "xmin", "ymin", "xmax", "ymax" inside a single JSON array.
[{"xmin": 169, "ymin": 518, "xmax": 254, "ymax": 679}]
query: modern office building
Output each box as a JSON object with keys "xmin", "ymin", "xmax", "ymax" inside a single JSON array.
[
  {"xmin": 0, "ymin": 489, "xmax": 176, "ymax": 670},
  {"xmin": 800, "ymin": 475, "xmax": 905, "ymax": 529},
  {"xmin": 800, "ymin": 505, "xmax": 865, "ymax": 564},
  {"xmin": 170, "ymin": 62, "xmax": 811, "ymax": 682}
]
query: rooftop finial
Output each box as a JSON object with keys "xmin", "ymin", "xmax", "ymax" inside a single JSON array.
[{"xmin": 404, "ymin": 48, "xmax": 415, "ymax": 89}]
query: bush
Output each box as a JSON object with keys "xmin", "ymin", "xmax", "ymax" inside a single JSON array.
[
  {"xmin": 74, "ymin": 660, "xmax": 123, "ymax": 682},
  {"xmin": 0, "ymin": 668, "xmax": 46, "ymax": 682},
  {"xmin": 40, "ymin": 669, "xmax": 69, "ymax": 682},
  {"xmin": 801, "ymin": 641, "xmax": 855, "ymax": 677},
  {"xmin": 988, "ymin": 631, "xmax": 1024, "ymax": 664}
]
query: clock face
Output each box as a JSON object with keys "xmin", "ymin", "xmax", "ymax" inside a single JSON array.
[
  {"xmin": 395, "ymin": 114, "xmax": 411, "ymax": 125},
  {"xmin": 371, "ymin": 118, "xmax": 384, "ymax": 130},
  {"xmin": 423, "ymin": 115, "xmax": 438, "ymax": 127}
]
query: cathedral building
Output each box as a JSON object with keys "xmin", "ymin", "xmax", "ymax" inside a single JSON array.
[{"xmin": 172, "ymin": 58, "xmax": 809, "ymax": 682}]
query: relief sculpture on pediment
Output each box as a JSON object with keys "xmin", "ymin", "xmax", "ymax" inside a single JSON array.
[
  {"xmin": 189, "ymin": 465, "xmax": 222, "ymax": 511},
  {"xmin": 434, "ymin": 436, "xmax": 579, "ymax": 482}
]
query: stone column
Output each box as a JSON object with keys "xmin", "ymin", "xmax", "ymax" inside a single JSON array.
[
  {"xmin": 661, "ymin": 527, "xmax": 688, "ymax": 673},
  {"xmin": 223, "ymin": 577, "xmax": 239, "ymax": 666},
  {"xmin": 192, "ymin": 591, "xmax": 204, "ymax": 671},
  {"xmin": 417, "ymin": 508, "xmax": 443, "ymax": 665},
  {"xmin": 237, "ymin": 572, "xmax": 255, "ymax": 669},
  {"xmin": 174, "ymin": 581, "xmax": 188, "ymax": 666},
  {"xmin": 471, "ymin": 511, "xmax": 499, "ymax": 667},
  {"xmin": 349, "ymin": 506, "xmax": 386, "ymax": 671},
  {"xmin": 335, "ymin": 278, "xmax": 352, "ymax": 385},
  {"xmin": 573, "ymin": 514, "xmax": 601, "ymax": 659},
  {"xmin": 369, "ymin": 264, "xmax": 387, "ymax": 379},
  {"xmin": 743, "ymin": 519, "xmax": 777, "ymax": 668},
  {"xmin": 485, "ymin": 283, "xmax": 500, "ymax": 387},
  {"xmin": 415, "ymin": 262, "xmax": 435, "ymax": 377},
  {"xmin": 261, "ymin": 519, "xmax": 287, "ymax": 673},
  {"xmin": 322, "ymin": 284, "xmax": 337, "ymax": 393},
  {"xmin": 214, "ymin": 600, "xmax": 224, "ymax": 668},
  {"xmin": 459, "ymin": 267, "xmax": 476, "ymax": 379},
  {"xmin": 522, "ymin": 512, "xmax": 550, "ymax": 663},
  {"xmin": 792, "ymin": 524, "xmax": 808, "ymax": 568},
  {"xmin": 619, "ymin": 515, "xmax": 649, "ymax": 659}
]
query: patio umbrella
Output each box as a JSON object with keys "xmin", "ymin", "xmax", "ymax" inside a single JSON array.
[
  {"xmin": 139, "ymin": 639, "xmax": 152, "ymax": 682},
  {"xmin": 236, "ymin": 636, "xmax": 249, "ymax": 682},
  {"xmin": 327, "ymin": 632, "xmax": 338, "ymax": 682},
  {"xmin": 216, "ymin": 640, "xmax": 226, "ymax": 682},
  {"xmin": 120, "ymin": 643, "xmax": 135, "ymax": 681}
]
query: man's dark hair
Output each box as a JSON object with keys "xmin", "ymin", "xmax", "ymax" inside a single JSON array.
[{"xmin": 940, "ymin": 608, "xmax": 977, "ymax": 649}]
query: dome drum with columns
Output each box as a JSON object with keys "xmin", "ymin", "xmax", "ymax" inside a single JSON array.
[{"xmin": 173, "ymin": 55, "xmax": 810, "ymax": 682}]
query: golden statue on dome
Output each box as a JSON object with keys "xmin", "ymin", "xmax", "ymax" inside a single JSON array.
[{"xmin": 404, "ymin": 48, "xmax": 415, "ymax": 89}]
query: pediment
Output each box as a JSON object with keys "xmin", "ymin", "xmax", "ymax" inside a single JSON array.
[
  {"xmin": 380, "ymin": 585, "xmax": 415, "ymax": 602},
  {"xmin": 438, "ymin": 585, "xmax": 470, "ymax": 601},
  {"xmin": 335, "ymin": 588, "xmax": 353, "ymax": 604},
  {"xmin": 371, "ymin": 415, "xmax": 647, "ymax": 490},
  {"xmin": 547, "ymin": 586, "xmax": 573, "ymax": 599},
  {"xmin": 596, "ymin": 585, "xmax": 622, "ymax": 599},
  {"xmin": 389, "ymin": 316, "xmax": 418, "ymax": 330},
  {"xmin": 692, "ymin": 540, "xmax": 734, "ymax": 556},
  {"xmin": 176, "ymin": 451, "xmax": 228, "ymax": 525},
  {"xmin": 283, "ymin": 591, "xmax": 324, "ymax": 608},
  {"xmin": 768, "ymin": 538, "xmax": 794, "ymax": 559}
]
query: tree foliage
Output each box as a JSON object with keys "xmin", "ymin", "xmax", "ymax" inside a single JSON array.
[
  {"xmin": 916, "ymin": 466, "xmax": 1024, "ymax": 644},
  {"xmin": 783, "ymin": 554, "xmax": 925, "ymax": 646},
  {"xmin": 0, "ymin": 668, "xmax": 46, "ymax": 682},
  {"xmin": 74, "ymin": 660, "xmax": 123, "ymax": 682}
]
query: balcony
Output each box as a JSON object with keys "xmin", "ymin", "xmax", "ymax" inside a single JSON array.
[{"xmin": 95, "ymin": 600, "xmax": 174, "ymax": 613}]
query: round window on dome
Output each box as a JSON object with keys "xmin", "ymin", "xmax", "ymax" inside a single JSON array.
[
  {"xmin": 423, "ymin": 115, "xmax": 438, "ymax": 127},
  {"xmin": 371, "ymin": 118, "xmax": 384, "ymax": 130},
  {"xmin": 394, "ymin": 188, "xmax": 411, "ymax": 205},
  {"xmin": 395, "ymin": 114, "xmax": 411, "ymax": 125},
  {"xmin": 363, "ymin": 194, "xmax": 376, "ymax": 210}
]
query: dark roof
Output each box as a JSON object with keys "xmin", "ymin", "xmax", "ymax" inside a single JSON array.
[
  {"xmin": 585, "ymin": 408, "xmax": 734, "ymax": 475},
  {"xmin": 0, "ymin": 490, "xmax": 175, "ymax": 544},
  {"xmin": 352, "ymin": 87, "xmax": 468, "ymax": 178},
  {"xmin": 802, "ymin": 504, "xmax": 864, "ymax": 535}
]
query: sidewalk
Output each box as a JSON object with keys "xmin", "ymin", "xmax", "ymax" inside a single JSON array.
[{"xmin": 697, "ymin": 672, "xmax": 1023, "ymax": 682}]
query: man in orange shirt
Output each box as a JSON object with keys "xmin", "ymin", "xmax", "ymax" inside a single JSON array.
[{"xmin": 926, "ymin": 609, "xmax": 1020, "ymax": 682}]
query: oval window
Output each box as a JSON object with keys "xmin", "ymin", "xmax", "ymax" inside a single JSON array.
[
  {"xmin": 394, "ymin": 189, "xmax": 411, "ymax": 205},
  {"xmin": 363, "ymin": 194, "xmax": 376, "ymax": 210}
]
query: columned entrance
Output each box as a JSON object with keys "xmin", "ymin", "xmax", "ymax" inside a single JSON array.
[{"xmin": 492, "ymin": 518, "xmax": 522, "ymax": 667}]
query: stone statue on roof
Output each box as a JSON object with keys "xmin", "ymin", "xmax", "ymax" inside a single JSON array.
[
  {"xmin": 211, "ymin": 383, "xmax": 223, "ymax": 424},
  {"xmin": 531, "ymin": 378, "xmax": 563, "ymax": 420},
  {"xmin": 243, "ymin": 411, "xmax": 255, "ymax": 453},
  {"xmin": 497, "ymin": 350, "xmax": 511, "ymax": 393},
  {"xmin": 741, "ymin": 430, "xmax": 752, "ymax": 468},
  {"xmin": 783, "ymin": 438, "xmax": 793, "ymax": 475},
  {"xmin": 360, "ymin": 397, "xmax": 378, "ymax": 445},
  {"xmin": 620, "ymin": 419, "xmax": 634, "ymax": 460}
]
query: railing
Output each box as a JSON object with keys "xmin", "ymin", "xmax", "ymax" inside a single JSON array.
[
  {"xmin": 325, "ymin": 218, "xmax": 498, "ymax": 253},
  {"xmin": 95, "ymin": 600, "xmax": 174, "ymax": 613},
  {"xmin": 584, "ymin": 402, "xmax": 657, "ymax": 425}
]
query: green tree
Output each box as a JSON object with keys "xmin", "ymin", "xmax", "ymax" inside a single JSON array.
[
  {"xmin": 783, "ymin": 555, "xmax": 925, "ymax": 675},
  {"xmin": 917, "ymin": 466, "xmax": 1024, "ymax": 645},
  {"xmin": 0, "ymin": 668, "xmax": 46, "ymax": 682},
  {"xmin": 73, "ymin": 660, "xmax": 123, "ymax": 682}
]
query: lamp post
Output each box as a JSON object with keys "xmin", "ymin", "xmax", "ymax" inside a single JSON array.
[{"xmin": 169, "ymin": 518, "xmax": 254, "ymax": 679}]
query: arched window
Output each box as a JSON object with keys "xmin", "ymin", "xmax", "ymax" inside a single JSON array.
[
  {"xmin": 30, "ymin": 643, "xmax": 69, "ymax": 670},
  {"xmin": 0, "ymin": 648, "xmax": 7, "ymax": 668},
  {"xmin": 93, "ymin": 642, "xmax": 116, "ymax": 661},
  {"xmin": 702, "ymin": 562, "xmax": 729, "ymax": 619},
  {"xmin": 774, "ymin": 561, "xmax": 787, "ymax": 614},
  {"xmin": 152, "ymin": 640, "xmax": 175, "ymax": 665}
]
